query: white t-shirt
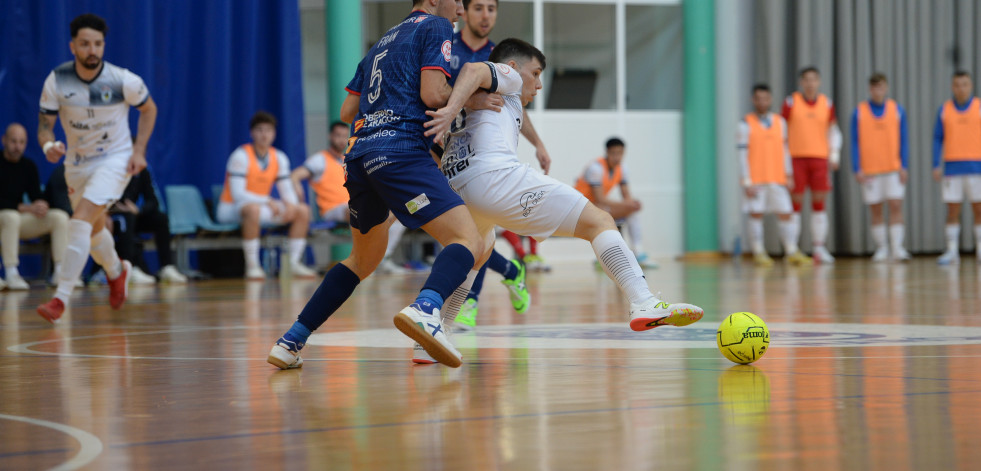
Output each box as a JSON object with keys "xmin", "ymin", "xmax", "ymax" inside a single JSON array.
[
  {"xmin": 224, "ymin": 146, "xmax": 297, "ymax": 205},
  {"xmin": 39, "ymin": 61, "xmax": 150, "ymax": 165},
  {"xmin": 442, "ymin": 62, "xmax": 525, "ymax": 189},
  {"xmin": 303, "ymin": 152, "xmax": 330, "ymax": 181},
  {"xmin": 582, "ymin": 161, "xmax": 630, "ymax": 187}
]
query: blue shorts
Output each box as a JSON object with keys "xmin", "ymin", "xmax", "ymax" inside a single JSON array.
[{"xmin": 344, "ymin": 151, "xmax": 465, "ymax": 234}]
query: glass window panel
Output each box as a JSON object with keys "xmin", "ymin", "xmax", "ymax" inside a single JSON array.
[
  {"xmin": 626, "ymin": 4, "xmax": 683, "ymax": 110},
  {"xmin": 300, "ymin": 6, "xmax": 327, "ymax": 115},
  {"xmin": 543, "ymin": 3, "xmax": 616, "ymax": 110},
  {"xmin": 487, "ymin": 1, "xmax": 533, "ymax": 46}
]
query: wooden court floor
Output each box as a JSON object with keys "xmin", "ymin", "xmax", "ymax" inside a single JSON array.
[{"xmin": 2, "ymin": 257, "xmax": 981, "ymax": 470}]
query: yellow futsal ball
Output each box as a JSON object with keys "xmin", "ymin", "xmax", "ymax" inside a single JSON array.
[{"xmin": 717, "ymin": 312, "xmax": 770, "ymax": 364}]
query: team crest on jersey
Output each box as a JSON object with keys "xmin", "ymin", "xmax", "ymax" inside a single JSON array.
[
  {"xmin": 496, "ymin": 64, "xmax": 511, "ymax": 75},
  {"xmin": 100, "ymin": 85, "xmax": 113, "ymax": 103},
  {"xmin": 441, "ymin": 40, "xmax": 452, "ymax": 62}
]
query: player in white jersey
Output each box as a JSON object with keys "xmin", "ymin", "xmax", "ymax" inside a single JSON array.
[
  {"xmin": 36, "ymin": 14, "xmax": 158, "ymax": 322},
  {"xmin": 418, "ymin": 38, "xmax": 703, "ymax": 362}
]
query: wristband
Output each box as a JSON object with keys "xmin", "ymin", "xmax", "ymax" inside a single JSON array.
[{"xmin": 42, "ymin": 140, "xmax": 62, "ymax": 153}]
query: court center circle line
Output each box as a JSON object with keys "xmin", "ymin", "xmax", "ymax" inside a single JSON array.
[{"xmin": 0, "ymin": 414, "xmax": 103, "ymax": 471}]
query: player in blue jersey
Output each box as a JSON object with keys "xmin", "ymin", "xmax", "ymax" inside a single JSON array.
[
  {"xmin": 441, "ymin": 0, "xmax": 553, "ymax": 337},
  {"xmin": 268, "ymin": 0, "xmax": 481, "ymax": 370}
]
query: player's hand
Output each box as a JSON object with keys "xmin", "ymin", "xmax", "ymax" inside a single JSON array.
[
  {"xmin": 44, "ymin": 141, "xmax": 66, "ymax": 163},
  {"xmin": 933, "ymin": 167, "xmax": 943, "ymax": 182},
  {"xmin": 535, "ymin": 144, "xmax": 551, "ymax": 174},
  {"xmin": 744, "ymin": 186, "xmax": 758, "ymax": 198},
  {"xmin": 627, "ymin": 199, "xmax": 642, "ymax": 211},
  {"xmin": 854, "ymin": 171, "xmax": 866, "ymax": 184},
  {"xmin": 127, "ymin": 151, "xmax": 147, "ymax": 176},
  {"xmin": 124, "ymin": 199, "xmax": 140, "ymax": 215},
  {"xmin": 785, "ymin": 177, "xmax": 794, "ymax": 191},
  {"xmin": 424, "ymin": 107, "xmax": 457, "ymax": 146},
  {"xmin": 465, "ymin": 90, "xmax": 503, "ymax": 112},
  {"xmin": 899, "ymin": 168, "xmax": 908, "ymax": 184},
  {"xmin": 830, "ymin": 161, "xmax": 840, "ymax": 171},
  {"xmin": 31, "ymin": 200, "xmax": 49, "ymax": 218},
  {"xmin": 268, "ymin": 201, "xmax": 283, "ymax": 218}
]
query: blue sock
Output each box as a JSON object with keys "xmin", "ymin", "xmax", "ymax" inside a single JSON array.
[
  {"xmin": 487, "ymin": 249, "xmax": 515, "ymax": 280},
  {"xmin": 418, "ymin": 243, "xmax": 475, "ymax": 308},
  {"xmin": 468, "ymin": 261, "xmax": 489, "ymax": 301},
  {"xmin": 282, "ymin": 321, "xmax": 312, "ymax": 350},
  {"xmin": 415, "ymin": 289, "xmax": 443, "ymax": 310},
  {"xmin": 295, "ymin": 262, "xmax": 360, "ymax": 334}
]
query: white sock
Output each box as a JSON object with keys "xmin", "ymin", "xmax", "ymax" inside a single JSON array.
[
  {"xmin": 90, "ymin": 228, "xmax": 122, "ymax": 279},
  {"xmin": 56, "ymin": 220, "xmax": 93, "ymax": 302},
  {"xmin": 889, "ymin": 224, "xmax": 905, "ymax": 252},
  {"xmin": 871, "ymin": 224, "xmax": 886, "ymax": 249},
  {"xmin": 385, "ymin": 221, "xmax": 407, "ymax": 257},
  {"xmin": 946, "ymin": 224, "xmax": 960, "ymax": 253},
  {"xmin": 243, "ymin": 239, "xmax": 261, "ymax": 269},
  {"xmin": 591, "ymin": 230, "xmax": 652, "ymax": 304},
  {"xmin": 812, "ymin": 211, "xmax": 829, "ymax": 247},
  {"xmin": 747, "ymin": 217, "xmax": 764, "ymax": 254},
  {"xmin": 625, "ymin": 213, "xmax": 644, "ymax": 254},
  {"xmin": 974, "ymin": 225, "xmax": 981, "ymax": 252},
  {"xmin": 440, "ymin": 268, "xmax": 478, "ymax": 327},
  {"xmin": 289, "ymin": 238, "xmax": 306, "ymax": 265},
  {"xmin": 780, "ymin": 218, "xmax": 800, "ymax": 254},
  {"xmin": 5, "ymin": 266, "xmax": 19, "ymax": 279}
]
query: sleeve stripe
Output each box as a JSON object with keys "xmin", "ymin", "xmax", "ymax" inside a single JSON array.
[
  {"xmin": 134, "ymin": 95, "xmax": 150, "ymax": 108},
  {"xmin": 484, "ymin": 62, "xmax": 498, "ymax": 93},
  {"xmin": 422, "ymin": 66, "xmax": 451, "ymax": 78},
  {"xmin": 41, "ymin": 108, "xmax": 59, "ymax": 115},
  {"xmin": 276, "ymin": 176, "xmax": 289, "ymax": 181},
  {"xmin": 345, "ymin": 87, "xmax": 361, "ymax": 96},
  {"xmin": 228, "ymin": 173, "xmax": 247, "ymax": 178}
]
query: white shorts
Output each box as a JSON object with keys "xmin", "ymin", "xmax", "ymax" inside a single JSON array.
[
  {"xmin": 942, "ymin": 175, "xmax": 981, "ymax": 203},
  {"xmin": 64, "ymin": 153, "xmax": 131, "ymax": 209},
  {"xmin": 321, "ymin": 203, "xmax": 349, "ymax": 222},
  {"xmin": 216, "ymin": 200, "xmax": 291, "ymax": 225},
  {"xmin": 456, "ymin": 165, "xmax": 589, "ymax": 241},
  {"xmin": 861, "ymin": 172, "xmax": 905, "ymax": 205},
  {"xmin": 741, "ymin": 184, "xmax": 792, "ymax": 214}
]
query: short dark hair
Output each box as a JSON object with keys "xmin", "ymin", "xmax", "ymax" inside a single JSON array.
[
  {"xmin": 488, "ymin": 38, "xmax": 546, "ymax": 71},
  {"xmin": 954, "ymin": 70, "xmax": 972, "ymax": 80},
  {"xmin": 249, "ymin": 111, "xmax": 277, "ymax": 130},
  {"xmin": 606, "ymin": 137, "xmax": 625, "ymax": 149},
  {"xmin": 799, "ymin": 66, "xmax": 820, "ymax": 78},
  {"xmin": 869, "ymin": 73, "xmax": 888, "ymax": 85},
  {"xmin": 70, "ymin": 14, "xmax": 108, "ymax": 39},
  {"xmin": 329, "ymin": 121, "xmax": 348, "ymax": 133},
  {"xmin": 752, "ymin": 83, "xmax": 771, "ymax": 94},
  {"xmin": 464, "ymin": 0, "xmax": 498, "ymax": 9}
]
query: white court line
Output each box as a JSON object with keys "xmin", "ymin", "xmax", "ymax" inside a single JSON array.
[{"xmin": 0, "ymin": 414, "xmax": 103, "ymax": 471}]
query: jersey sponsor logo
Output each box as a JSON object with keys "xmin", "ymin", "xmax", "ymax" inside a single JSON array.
[
  {"xmin": 67, "ymin": 119, "xmax": 117, "ymax": 131},
  {"xmin": 405, "ymin": 193, "xmax": 430, "ymax": 214},
  {"xmin": 360, "ymin": 109, "xmax": 400, "ymax": 129},
  {"xmin": 495, "ymin": 63, "xmax": 511, "ymax": 75},
  {"xmin": 413, "ymin": 15, "xmax": 428, "ymax": 23},
  {"xmin": 519, "ymin": 190, "xmax": 546, "ymax": 217},
  {"xmin": 442, "ymin": 154, "xmax": 471, "ymax": 178},
  {"xmin": 441, "ymin": 40, "xmax": 452, "ymax": 62},
  {"xmin": 365, "ymin": 154, "xmax": 391, "ymax": 175},
  {"xmin": 376, "ymin": 30, "xmax": 400, "ymax": 48},
  {"xmin": 64, "ymin": 92, "xmax": 77, "ymax": 99},
  {"xmin": 353, "ymin": 118, "xmax": 365, "ymax": 133}
]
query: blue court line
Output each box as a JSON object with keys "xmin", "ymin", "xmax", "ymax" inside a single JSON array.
[
  {"xmin": 107, "ymin": 387, "xmax": 981, "ymax": 450},
  {"xmin": 0, "ymin": 447, "xmax": 71, "ymax": 459}
]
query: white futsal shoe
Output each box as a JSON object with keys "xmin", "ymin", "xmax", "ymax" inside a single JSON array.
[
  {"xmin": 245, "ymin": 266, "xmax": 267, "ymax": 280},
  {"xmin": 159, "ymin": 265, "xmax": 188, "ymax": 283},
  {"xmin": 412, "ymin": 342, "xmax": 439, "ymax": 364},
  {"xmin": 812, "ymin": 246, "xmax": 835, "ymax": 264},
  {"xmin": 871, "ymin": 247, "xmax": 889, "ymax": 263},
  {"xmin": 892, "ymin": 247, "xmax": 912, "ymax": 261},
  {"xmin": 290, "ymin": 262, "xmax": 318, "ymax": 279},
  {"xmin": 267, "ymin": 337, "xmax": 304, "ymax": 369},
  {"xmin": 129, "ymin": 266, "xmax": 156, "ymax": 285},
  {"xmin": 628, "ymin": 297, "xmax": 704, "ymax": 332},
  {"xmin": 394, "ymin": 302, "xmax": 462, "ymax": 367},
  {"xmin": 937, "ymin": 249, "xmax": 960, "ymax": 265}
]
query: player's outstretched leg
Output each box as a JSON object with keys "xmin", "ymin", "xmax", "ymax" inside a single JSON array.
[
  {"xmin": 571, "ymin": 203, "xmax": 703, "ymax": 331},
  {"xmin": 413, "ymin": 266, "xmax": 480, "ymax": 364}
]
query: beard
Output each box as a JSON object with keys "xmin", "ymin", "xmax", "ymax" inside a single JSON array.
[
  {"xmin": 80, "ymin": 56, "xmax": 102, "ymax": 70},
  {"xmin": 467, "ymin": 24, "xmax": 490, "ymax": 39}
]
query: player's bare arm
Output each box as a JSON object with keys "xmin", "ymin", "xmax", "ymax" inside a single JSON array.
[
  {"xmin": 290, "ymin": 167, "xmax": 312, "ymax": 201},
  {"xmin": 340, "ymin": 93, "xmax": 359, "ymax": 124},
  {"xmin": 129, "ymin": 96, "xmax": 158, "ymax": 175},
  {"xmin": 423, "ymin": 61, "xmax": 494, "ymax": 143},
  {"xmin": 420, "ymin": 69, "xmax": 454, "ymax": 109},
  {"xmin": 465, "ymin": 90, "xmax": 503, "ymax": 112},
  {"xmin": 38, "ymin": 113, "xmax": 65, "ymax": 163},
  {"xmin": 520, "ymin": 109, "xmax": 551, "ymax": 174}
]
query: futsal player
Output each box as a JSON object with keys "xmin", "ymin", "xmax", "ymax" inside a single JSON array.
[
  {"xmin": 781, "ymin": 67, "xmax": 842, "ymax": 263},
  {"xmin": 268, "ymin": 0, "xmax": 483, "ymax": 370},
  {"xmin": 419, "ymin": 38, "xmax": 704, "ymax": 363},
  {"xmin": 850, "ymin": 73, "xmax": 911, "ymax": 262},
  {"xmin": 36, "ymin": 14, "xmax": 158, "ymax": 322}
]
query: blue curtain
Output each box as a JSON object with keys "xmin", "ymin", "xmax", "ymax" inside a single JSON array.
[{"xmin": 0, "ymin": 0, "xmax": 306, "ymax": 198}]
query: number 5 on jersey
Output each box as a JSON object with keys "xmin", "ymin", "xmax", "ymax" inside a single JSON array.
[{"xmin": 367, "ymin": 50, "xmax": 388, "ymax": 104}]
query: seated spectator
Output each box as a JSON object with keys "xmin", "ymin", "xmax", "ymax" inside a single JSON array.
[
  {"xmin": 290, "ymin": 121, "xmax": 408, "ymax": 274},
  {"xmin": 574, "ymin": 137, "xmax": 656, "ymax": 268},
  {"xmin": 216, "ymin": 111, "xmax": 315, "ymax": 280},
  {"xmin": 109, "ymin": 167, "xmax": 187, "ymax": 283},
  {"xmin": 0, "ymin": 123, "xmax": 70, "ymax": 290}
]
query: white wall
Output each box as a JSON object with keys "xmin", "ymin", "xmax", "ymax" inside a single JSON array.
[{"xmin": 513, "ymin": 110, "xmax": 684, "ymax": 262}]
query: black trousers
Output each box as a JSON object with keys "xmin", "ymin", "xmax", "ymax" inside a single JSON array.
[{"xmin": 113, "ymin": 211, "xmax": 175, "ymax": 271}]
